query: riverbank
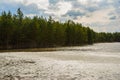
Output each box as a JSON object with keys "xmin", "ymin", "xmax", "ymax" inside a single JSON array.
[
  {"xmin": 0, "ymin": 48, "xmax": 58, "ymax": 52},
  {"xmin": 0, "ymin": 44, "xmax": 89, "ymax": 52},
  {"xmin": 1, "ymin": 42, "xmax": 119, "ymax": 52}
]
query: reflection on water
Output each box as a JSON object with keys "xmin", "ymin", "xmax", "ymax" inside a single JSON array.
[{"xmin": 0, "ymin": 43, "xmax": 120, "ymax": 80}]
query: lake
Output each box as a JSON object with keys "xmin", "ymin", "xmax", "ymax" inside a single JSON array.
[{"xmin": 0, "ymin": 43, "xmax": 120, "ymax": 80}]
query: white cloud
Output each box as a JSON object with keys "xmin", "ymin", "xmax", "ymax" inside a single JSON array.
[
  {"xmin": 107, "ymin": 0, "xmax": 114, "ymax": 4},
  {"xmin": 73, "ymin": 5, "xmax": 118, "ymax": 32},
  {"xmin": 90, "ymin": 20, "xmax": 120, "ymax": 32},
  {"xmin": 23, "ymin": 0, "xmax": 49, "ymax": 10},
  {"xmin": 77, "ymin": 0, "xmax": 88, "ymax": 5},
  {"xmin": 1, "ymin": 0, "xmax": 49, "ymax": 10},
  {"xmin": 45, "ymin": 1, "xmax": 72, "ymax": 17},
  {"xmin": 77, "ymin": 0, "xmax": 103, "ymax": 5},
  {"xmin": 26, "ymin": 14, "xmax": 36, "ymax": 17},
  {"xmin": 74, "ymin": 7, "xmax": 115, "ymax": 24},
  {"xmin": 0, "ymin": 0, "xmax": 120, "ymax": 32},
  {"xmin": 1, "ymin": 0, "xmax": 23, "ymax": 4},
  {"xmin": 57, "ymin": 1, "xmax": 72, "ymax": 16}
]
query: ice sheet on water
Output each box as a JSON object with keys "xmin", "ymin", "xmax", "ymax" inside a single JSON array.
[{"xmin": 0, "ymin": 43, "xmax": 120, "ymax": 80}]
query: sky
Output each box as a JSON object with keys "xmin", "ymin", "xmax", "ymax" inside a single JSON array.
[{"xmin": 0, "ymin": 0, "xmax": 120, "ymax": 32}]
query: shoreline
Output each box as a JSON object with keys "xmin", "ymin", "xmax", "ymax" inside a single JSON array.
[
  {"xmin": 0, "ymin": 42, "xmax": 119, "ymax": 52},
  {"xmin": 0, "ymin": 44, "xmax": 90, "ymax": 52},
  {"xmin": 0, "ymin": 48, "xmax": 58, "ymax": 52}
]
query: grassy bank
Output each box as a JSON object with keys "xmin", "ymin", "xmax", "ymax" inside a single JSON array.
[{"xmin": 0, "ymin": 48, "xmax": 58, "ymax": 52}]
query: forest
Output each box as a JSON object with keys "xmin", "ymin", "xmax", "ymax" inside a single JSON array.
[{"xmin": 0, "ymin": 8, "xmax": 120, "ymax": 49}]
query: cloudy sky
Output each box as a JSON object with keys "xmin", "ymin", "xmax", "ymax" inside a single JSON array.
[{"xmin": 0, "ymin": 0, "xmax": 120, "ymax": 32}]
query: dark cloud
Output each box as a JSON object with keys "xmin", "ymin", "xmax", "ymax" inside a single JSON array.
[
  {"xmin": 108, "ymin": 12, "xmax": 114, "ymax": 16},
  {"xmin": 113, "ymin": 0, "xmax": 120, "ymax": 18},
  {"xmin": 86, "ymin": 7, "xmax": 98, "ymax": 12},
  {"xmin": 48, "ymin": 4, "xmax": 59, "ymax": 11},
  {"xmin": 64, "ymin": 10, "xmax": 85, "ymax": 17},
  {"xmin": 21, "ymin": 3, "xmax": 43, "ymax": 14},
  {"xmin": 71, "ymin": 1, "xmax": 83, "ymax": 8},
  {"xmin": 70, "ymin": 1, "xmax": 101, "ymax": 14},
  {"xmin": 113, "ymin": 0, "xmax": 120, "ymax": 8},
  {"xmin": 49, "ymin": 0, "xmax": 60, "ymax": 5},
  {"xmin": 109, "ymin": 16, "xmax": 117, "ymax": 20}
]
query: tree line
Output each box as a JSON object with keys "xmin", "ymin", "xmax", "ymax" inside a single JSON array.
[{"xmin": 0, "ymin": 8, "xmax": 120, "ymax": 49}]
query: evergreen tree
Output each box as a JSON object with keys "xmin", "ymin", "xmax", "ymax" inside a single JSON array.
[{"xmin": 0, "ymin": 8, "xmax": 120, "ymax": 49}]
